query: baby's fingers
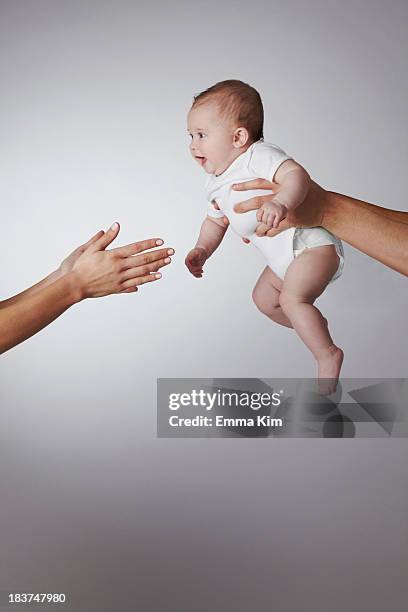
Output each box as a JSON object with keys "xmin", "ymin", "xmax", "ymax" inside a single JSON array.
[
  {"xmin": 273, "ymin": 211, "xmax": 287, "ymax": 228},
  {"xmin": 265, "ymin": 212, "xmax": 275, "ymax": 227},
  {"xmin": 186, "ymin": 255, "xmax": 198, "ymax": 269},
  {"xmin": 272, "ymin": 213, "xmax": 281, "ymax": 228}
]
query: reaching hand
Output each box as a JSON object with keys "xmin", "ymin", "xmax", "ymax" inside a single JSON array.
[
  {"xmin": 71, "ymin": 222, "xmax": 174, "ymax": 298},
  {"xmin": 185, "ymin": 247, "xmax": 208, "ymax": 278},
  {"xmin": 59, "ymin": 230, "xmax": 105, "ymax": 275}
]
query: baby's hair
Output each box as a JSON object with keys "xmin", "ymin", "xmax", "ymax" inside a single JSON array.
[{"xmin": 192, "ymin": 79, "xmax": 264, "ymax": 143}]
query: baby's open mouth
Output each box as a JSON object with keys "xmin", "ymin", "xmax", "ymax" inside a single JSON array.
[{"xmin": 195, "ymin": 156, "xmax": 206, "ymax": 165}]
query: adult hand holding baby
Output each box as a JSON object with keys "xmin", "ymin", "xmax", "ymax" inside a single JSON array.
[
  {"xmin": 232, "ymin": 179, "xmax": 326, "ymax": 237},
  {"xmin": 232, "ymin": 178, "xmax": 408, "ymax": 276}
]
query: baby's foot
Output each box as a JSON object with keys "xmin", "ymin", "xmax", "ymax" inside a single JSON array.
[{"xmin": 316, "ymin": 345, "xmax": 344, "ymax": 396}]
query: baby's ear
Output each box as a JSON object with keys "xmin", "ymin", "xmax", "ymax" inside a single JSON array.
[{"xmin": 233, "ymin": 127, "xmax": 249, "ymax": 148}]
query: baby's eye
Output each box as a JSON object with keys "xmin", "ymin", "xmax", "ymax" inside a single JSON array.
[{"xmin": 198, "ymin": 132, "xmax": 205, "ymax": 139}]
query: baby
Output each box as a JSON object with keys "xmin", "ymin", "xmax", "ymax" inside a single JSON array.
[{"xmin": 185, "ymin": 80, "xmax": 344, "ymax": 394}]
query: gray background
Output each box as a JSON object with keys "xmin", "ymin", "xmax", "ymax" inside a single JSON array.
[{"xmin": 1, "ymin": 0, "xmax": 407, "ymax": 610}]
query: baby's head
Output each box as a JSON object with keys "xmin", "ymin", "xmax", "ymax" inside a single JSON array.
[{"xmin": 187, "ymin": 79, "xmax": 264, "ymax": 175}]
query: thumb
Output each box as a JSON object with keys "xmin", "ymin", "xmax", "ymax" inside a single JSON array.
[
  {"xmin": 88, "ymin": 222, "xmax": 120, "ymax": 252},
  {"xmin": 82, "ymin": 229, "xmax": 105, "ymax": 249},
  {"xmin": 264, "ymin": 219, "xmax": 291, "ymax": 238}
]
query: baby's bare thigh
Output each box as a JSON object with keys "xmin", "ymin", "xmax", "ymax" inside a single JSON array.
[
  {"xmin": 283, "ymin": 245, "xmax": 340, "ymax": 302},
  {"xmin": 257, "ymin": 265, "xmax": 283, "ymax": 291}
]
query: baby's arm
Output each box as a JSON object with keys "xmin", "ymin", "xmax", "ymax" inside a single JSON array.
[
  {"xmin": 273, "ymin": 159, "xmax": 311, "ymax": 210},
  {"xmin": 195, "ymin": 215, "xmax": 228, "ymax": 256},
  {"xmin": 258, "ymin": 160, "xmax": 311, "ymax": 228},
  {"xmin": 185, "ymin": 215, "xmax": 228, "ymax": 278}
]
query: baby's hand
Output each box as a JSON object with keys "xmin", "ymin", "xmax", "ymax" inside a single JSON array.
[
  {"xmin": 256, "ymin": 199, "xmax": 287, "ymax": 229},
  {"xmin": 185, "ymin": 247, "xmax": 208, "ymax": 278}
]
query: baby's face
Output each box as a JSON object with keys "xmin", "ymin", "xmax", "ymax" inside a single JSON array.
[{"xmin": 187, "ymin": 102, "xmax": 237, "ymax": 175}]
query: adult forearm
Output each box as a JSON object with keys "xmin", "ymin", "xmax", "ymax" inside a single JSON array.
[
  {"xmin": 0, "ymin": 272, "xmax": 81, "ymax": 354},
  {"xmin": 324, "ymin": 191, "xmax": 408, "ymax": 276},
  {"xmin": 0, "ymin": 270, "xmax": 62, "ymax": 309},
  {"xmin": 195, "ymin": 218, "xmax": 227, "ymax": 258},
  {"xmin": 329, "ymin": 191, "xmax": 408, "ymax": 225}
]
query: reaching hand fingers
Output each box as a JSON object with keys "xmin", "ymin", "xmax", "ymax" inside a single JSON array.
[
  {"xmin": 121, "ymin": 255, "xmax": 172, "ymax": 280},
  {"xmin": 121, "ymin": 248, "xmax": 174, "ymax": 270},
  {"xmin": 121, "ymin": 272, "xmax": 163, "ymax": 289},
  {"xmin": 113, "ymin": 237, "xmax": 167, "ymax": 258},
  {"xmin": 83, "ymin": 230, "xmax": 105, "ymax": 249},
  {"xmin": 120, "ymin": 286, "xmax": 138, "ymax": 293},
  {"xmin": 232, "ymin": 178, "xmax": 276, "ymax": 191},
  {"xmin": 88, "ymin": 222, "xmax": 120, "ymax": 252}
]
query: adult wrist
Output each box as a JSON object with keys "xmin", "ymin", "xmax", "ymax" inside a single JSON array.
[
  {"xmin": 50, "ymin": 268, "xmax": 63, "ymax": 282},
  {"xmin": 322, "ymin": 190, "xmax": 340, "ymax": 231},
  {"xmin": 64, "ymin": 270, "xmax": 86, "ymax": 304}
]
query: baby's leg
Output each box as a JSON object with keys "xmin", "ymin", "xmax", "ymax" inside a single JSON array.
[
  {"xmin": 279, "ymin": 246, "xmax": 343, "ymax": 394},
  {"xmin": 252, "ymin": 266, "xmax": 293, "ymax": 328}
]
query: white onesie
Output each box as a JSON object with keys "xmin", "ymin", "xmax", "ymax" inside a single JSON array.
[{"xmin": 205, "ymin": 140, "xmax": 344, "ymax": 281}]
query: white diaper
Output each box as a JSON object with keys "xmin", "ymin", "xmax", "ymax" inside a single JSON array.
[
  {"xmin": 249, "ymin": 225, "xmax": 344, "ymax": 282},
  {"xmin": 293, "ymin": 227, "xmax": 344, "ymax": 282}
]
